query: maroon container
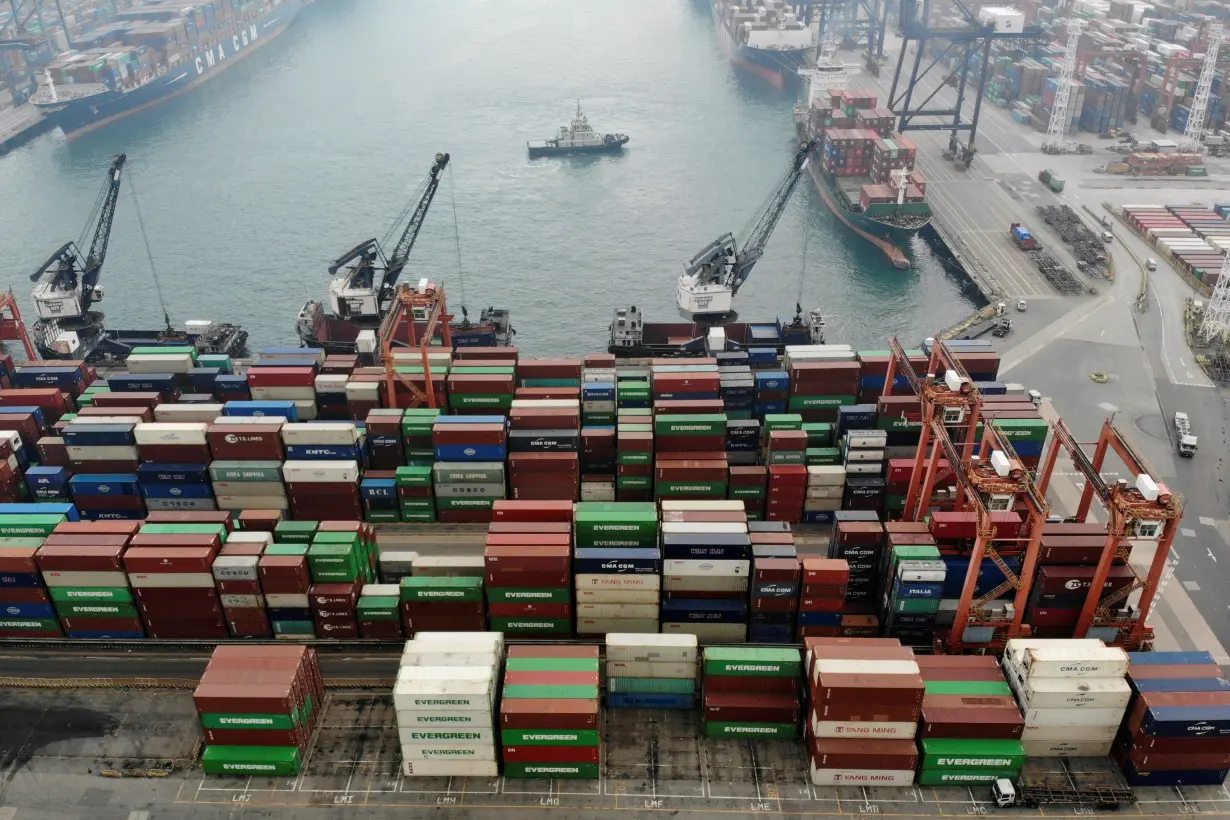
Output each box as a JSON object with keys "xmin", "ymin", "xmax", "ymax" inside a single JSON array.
[
  {"xmin": 314, "ymin": 621, "xmax": 359, "ymax": 640},
  {"xmin": 123, "ymin": 547, "xmax": 217, "ymax": 574},
  {"xmin": 517, "ymin": 359, "xmax": 583, "ymax": 380},
  {"xmin": 507, "ymin": 452, "xmax": 579, "ymax": 475},
  {"xmin": 508, "ymin": 408, "xmax": 580, "ymax": 430},
  {"xmin": 502, "ymin": 744, "xmax": 600, "ymax": 764},
  {"xmin": 247, "ymin": 367, "xmax": 317, "ymax": 388},
  {"xmin": 203, "ymin": 727, "xmax": 309, "ymax": 748},
  {"xmin": 139, "ymin": 599, "xmax": 223, "ymax": 619},
  {"xmin": 359, "ymin": 620, "xmax": 404, "ymax": 640},
  {"xmin": 486, "ymin": 522, "xmax": 572, "ymax": 535},
  {"xmin": 487, "ymin": 602, "xmax": 572, "ymax": 619},
  {"xmin": 809, "ymin": 737, "xmax": 919, "ymax": 770},
  {"xmin": 437, "ymin": 510, "xmax": 495, "ymax": 524},
  {"xmin": 499, "ymin": 698, "xmax": 599, "ymax": 730},
  {"xmin": 484, "ymin": 545, "xmax": 570, "ymax": 572},
  {"xmin": 704, "ymin": 692, "xmax": 800, "ymax": 723},
  {"xmin": 1124, "ymin": 728, "xmax": 1230, "ymax": 754},
  {"xmin": 432, "ymin": 423, "xmax": 507, "ymax": 446},
  {"xmin": 833, "ymin": 521, "xmax": 883, "ymax": 546},
  {"xmin": 208, "ymin": 423, "xmax": 286, "ymax": 460},
  {"xmin": 93, "ymin": 391, "xmax": 160, "ymax": 410},
  {"xmin": 704, "ymin": 675, "xmax": 799, "ymax": 695},
  {"xmin": 308, "ymin": 582, "xmax": 361, "ymax": 607},
  {"xmin": 921, "ymin": 706, "xmax": 1024, "ymax": 739},
  {"xmin": 36, "ymin": 545, "xmax": 126, "ymax": 572},
  {"xmin": 485, "ymin": 533, "xmax": 572, "ymax": 549},
  {"xmin": 59, "ymin": 616, "xmax": 145, "ymax": 632},
  {"xmin": 401, "ymin": 601, "xmax": 486, "ymax": 618},
  {"xmin": 812, "ymin": 701, "xmax": 921, "ymax": 723},
  {"xmin": 0, "ymin": 585, "xmax": 48, "ymax": 603}
]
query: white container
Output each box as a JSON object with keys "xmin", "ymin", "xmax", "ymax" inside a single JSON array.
[
  {"xmin": 40, "ymin": 570, "xmax": 129, "ymax": 588},
  {"xmin": 576, "ymin": 617, "xmax": 660, "ymax": 634},
  {"xmin": 663, "ymin": 559, "xmax": 749, "ymax": 577},
  {"xmin": 660, "ymin": 621, "xmax": 746, "ymax": 642},
  {"xmin": 393, "ymin": 679, "xmax": 495, "ymax": 712},
  {"xmin": 220, "ymin": 594, "xmax": 263, "ymax": 609},
  {"xmin": 607, "ymin": 661, "xmax": 695, "ymax": 679},
  {"xmin": 1021, "ymin": 645, "xmax": 1129, "ymax": 679},
  {"xmin": 896, "ymin": 566, "xmax": 946, "ymax": 583},
  {"xmin": 281, "ymin": 460, "xmax": 359, "ymax": 483},
  {"xmin": 226, "ymin": 531, "xmax": 274, "ymax": 547},
  {"xmin": 577, "ymin": 603, "xmax": 659, "ymax": 619},
  {"xmin": 145, "ymin": 497, "xmax": 218, "ymax": 512},
  {"xmin": 408, "ymin": 632, "xmax": 505, "ymax": 651},
  {"xmin": 1016, "ymin": 677, "xmax": 1132, "ymax": 710},
  {"xmin": 128, "ymin": 572, "xmax": 215, "ymax": 588},
  {"xmin": 133, "ymin": 422, "xmax": 209, "ymax": 446},
  {"xmin": 265, "ymin": 593, "xmax": 310, "ymax": 609},
  {"xmin": 71, "ymin": 415, "xmax": 146, "ymax": 426},
  {"xmin": 154, "ymin": 403, "xmax": 225, "ymax": 422},
  {"xmin": 659, "ymin": 500, "xmax": 745, "ymax": 512},
  {"xmin": 360, "ymin": 584, "xmax": 399, "ymax": 599},
  {"xmin": 399, "ymin": 743, "xmax": 497, "ymax": 762},
  {"xmin": 67, "ymin": 445, "xmax": 140, "ymax": 461},
  {"xmin": 806, "ymin": 485, "xmax": 843, "ymax": 500},
  {"xmin": 663, "ymin": 574, "xmax": 747, "ymax": 593},
  {"xmin": 660, "ymin": 522, "xmax": 748, "ymax": 535},
  {"xmin": 574, "ymin": 573, "xmax": 659, "ymax": 590},
  {"xmin": 810, "ymin": 718, "xmax": 917, "ymax": 739},
  {"xmin": 1003, "ymin": 638, "xmax": 1102, "ymax": 668},
  {"xmin": 345, "ymin": 381, "xmax": 380, "ymax": 398},
  {"xmin": 1021, "ymin": 739, "xmax": 1113, "ymax": 757},
  {"xmin": 215, "ymin": 494, "xmax": 289, "ymax": 511},
  {"xmin": 314, "ymin": 374, "xmax": 349, "ymax": 394},
  {"xmin": 845, "ymin": 448, "xmax": 885, "ymax": 463},
  {"xmin": 397, "ymin": 727, "xmax": 494, "ymax": 745},
  {"xmin": 1021, "ymin": 707, "xmax": 1125, "ymax": 726},
  {"xmin": 804, "ymin": 498, "xmax": 842, "ymax": 512},
  {"xmin": 813, "ymin": 658, "xmax": 920, "ymax": 678},
  {"xmin": 211, "ymin": 481, "xmax": 288, "ymax": 497},
  {"xmin": 293, "ymin": 399, "xmax": 317, "ymax": 421},
  {"xmin": 1020, "ymin": 723, "xmax": 1118, "ymax": 742},
  {"xmin": 575, "ymin": 588, "xmax": 660, "ymax": 604},
  {"xmin": 250, "ymin": 386, "xmax": 317, "ymax": 402},
  {"xmin": 411, "ymin": 555, "xmax": 485, "ymax": 576},
  {"xmin": 126, "ymin": 352, "xmax": 194, "ymax": 374},
  {"xmin": 396, "ymin": 666, "xmax": 493, "ymax": 684},
  {"xmin": 846, "ymin": 431, "xmax": 887, "ymax": 448},
  {"xmin": 400, "ymin": 650, "xmax": 499, "ymax": 668},
  {"xmin": 211, "ymin": 555, "xmax": 259, "ymax": 581},
  {"xmin": 281, "ymin": 422, "xmax": 361, "ymax": 446},
  {"xmin": 397, "ymin": 709, "xmax": 493, "ymax": 729},
  {"xmin": 807, "ymin": 465, "xmax": 847, "ymax": 486},
  {"xmin": 809, "ymin": 764, "xmax": 915, "ymax": 787},
  {"xmin": 402, "ymin": 759, "xmax": 499, "ymax": 778},
  {"xmin": 606, "ymin": 633, "xmax": 698, "ymax": 664},
  {"xmin": 211, "ymin": 415, "xmax": 289, "ymax": 427},
  {"xmin": 509, "ymin": 399, "xmax": 580, "ymax": 410}
]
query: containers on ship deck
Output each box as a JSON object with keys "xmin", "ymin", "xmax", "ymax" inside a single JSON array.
[
  {"xmin": 605, "ymin": 632, "xmax": 699, "ymax": 709},
  {"xmin": 396, "ymin": 632, "xmax": 503, "ymax": 777},
  {"xmin": 500, "ymin": 644, "xmax": 602, "ymax": 778},
  {"xmin": 702, "ymin": 646, "xmax": 802, "ymax": 740}
]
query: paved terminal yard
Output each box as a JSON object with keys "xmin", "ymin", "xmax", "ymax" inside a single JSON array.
[{"xmin": 4, "ymin": 687, "xmax": 1230, "ymax": 819}]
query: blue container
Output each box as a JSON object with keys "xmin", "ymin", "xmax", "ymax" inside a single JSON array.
[
  {"xmin": 893, "ymin": 581, "xmax": 944, "ymax": 599},
  {"xmin": 285, "ymin": 444, "xmax": 363, "ymax": 461},
  {"xmin": 748, "ymin": 624, "xmax": 794, "ymax": 642},
  {"xmin": 1132, "ymin": 678, "xmax": 1230, "ymax": 694},
  {"xmin": 573, "ymin": 548, "xmax": 662, "ymax": 575},
  {"xmin": 140, "ymin": 483, "xmax": 215, "ymax": 500},
  {"xmin": 214, "ymin": 376, "xmax": 251, "ymax": 397},
  {"xmin": 942, "ymin": 556, "xmax": 1021, "ymax": 598},
  {"xmin": 433, "ymin": 444, "xmax": 506, "ymax": 461},
  {"xmin": 1128, "ymin": 651, "xmax": 1215, "ymax": 666},
  {"xmin": 974, "ymin": 381, "xmax": 1007, "ymax": 395},
  {"xmin": 797, "ymin": 610, "xmax": 843, "ymax": 626},
  {"xmin": 754, "ymin": 372, "xmax": 789, "ymax": 390},
  {"xmin": 656, "ymin": 391, "xmax": 719, "ymax": 401},
  {"xmin": 1122, "ymin": 765, "xmax": 1229, "ymax": 787},
  {"xmin": 0, "ymin": 405, "xmax": 45, "ymax": 427},
  {"xmin": 80, "ymin": 509, "xmax": 146, "ymax": 521},
  {"xmin": 0, "ymin": 502, "xmax": 78, "ymax": 521},
  {"xmin": 802, "ymin": 510, "xmax": 836, "ymax": 524},
  {"xmin": 267, "ymin": 607, "xmax": 313, "ymax": 621},
  {"xmin": 748, "ymin": 348, "xmax": 778, "ymax": 364},
  {"xmin": 660, "ymin": 543, "xmax": 749, "ymax": 561},
  {"xmin": 582, "ymin": 383, "xmax": 615, "ymax": 400},
  {"xmin": 63, "ymin": 424, "xmax": 136, "ymax": 447},
  {"xmin": 0, "ymin": 602, "xmax": 55, "ymax": 619},
  {"xmin": 607, "ymin": 692, "xmax": 694, "ymax": 709},
  {"xmin": 1144, "ymin": 706, "xmax": 1230, "ymax": 737},
  {"xmin": 69, "ymin": 475, "xmax": 141, "ymax": 496},
  {"xmin": 135, "ymin": 463, "xmax": 211, "ymax": 484},
  {"xmin": 659, "ymin": 598, "xmax": 746, "ymax": 622},
  {"xmin": 11, "ymin": 367, "xmax": 83, "ymax": 389},
  {"xmin": 108, "ymin": 374, "xmax": 177, "ymax": 394},
  {"xmin": 188, "ymin": 367, "xmax": 222, "ymax": 393},
  {"xmin": 25, "ymin": 465, "xmax": 68, "ymax": 490},
  {"xmin": 1012, "ymin": 440, "xmax": 1045, "ymax": 458},
  {"xmin": 0, "ymin": 572, "xmax": 43, "ymax": 588},
  {"xmin": 434, "ymin": 415, "xmax": 506, "ymax": 426},
  {"xmin": 66, "ymin": 630, "xmax": 146, "ymax": 639},
  {"xmin": 750, "ymin": 610, "xmax": 794, "ymax": 626},
  {"xmin": 224, "ymin": 400, "xmax": 298, "ymax": 421},
  {"xmin": 754, "ymin": 401, "xmax": 788, "ymax": 416},
  {"xmin": 361, "ymin": 478, "xmax": 397, "ymax": 499}
]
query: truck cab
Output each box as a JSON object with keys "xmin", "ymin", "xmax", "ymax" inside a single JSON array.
[
  {"xmin": 992, "ymin": 779, "xmax": 1017, "ymax": 807},
  {"xmin": 1174, "ymin": 412, "xmax": 1198, "ymax": 457}
]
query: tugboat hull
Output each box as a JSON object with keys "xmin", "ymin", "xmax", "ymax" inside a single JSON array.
[{"xmin": 528, "ymin": 139, "xmax": 629, "ymax": 159}]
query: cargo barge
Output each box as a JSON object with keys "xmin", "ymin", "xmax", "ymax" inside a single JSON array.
[
  {"xmin": 608, "ymin": 304, "xmax": 828, "ymax": 358},
  {"xmin": 794, "ymin": 61, "xmax": 932, "ymax": 269},
  {"xmin": 29, "ymin": 0, "xmax": 304, "ymax": 139}
]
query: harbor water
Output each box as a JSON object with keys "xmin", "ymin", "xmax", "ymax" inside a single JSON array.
[{"xmin": 0, "ymin": 0, "xmax": 978, "ymax": 355}]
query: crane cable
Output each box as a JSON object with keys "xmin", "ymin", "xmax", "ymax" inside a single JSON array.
[
  {"xmin": 125, "ymin": 172, "xmax": 172, "ymax": 331},
  {"xmin": 77, "ymin": 174, "xmax": 109, "ymax": 254},
  {"xmin": 447, "ymin": 162, "xmax": 467, "ymax": 316}
]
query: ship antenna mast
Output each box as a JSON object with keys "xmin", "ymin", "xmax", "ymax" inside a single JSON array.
[{"xmin": 126, "ymin": 172, "xmax": 173, "ymax": 331}]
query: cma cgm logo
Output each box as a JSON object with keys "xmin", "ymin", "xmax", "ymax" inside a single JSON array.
[
  {"xmin": 97, "ymin": 484, "xmax": 111, "ymax": 493},
  {"xmin": 195, "ymin": 24, "xmax": 259, "ymax": 75},
  {"xmin": 4, "ymin": 605, "xmax": 20, "ymax": 615},
  {"xmin": 463, "ymin": 447, "xmax": 477, "ymax": 456},
  {"xmin": 170, "ymin": 488, "xmax": 183, "ymax": 496}
]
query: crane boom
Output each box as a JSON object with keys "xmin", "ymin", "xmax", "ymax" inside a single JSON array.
[
  {"xmin": 678, "ymin": 140, "xmax": 817, "ymax": 317},
  {"xmin": 82, "ymin": 153, "xmax": 127, "ymax": 291},
  {"xmin": 380, "ymin": 151, "xmax": 450, "ymax": 302},
  {"xmin": 30, "ymin": 154, "xmax": 126, "ymax": 298}
]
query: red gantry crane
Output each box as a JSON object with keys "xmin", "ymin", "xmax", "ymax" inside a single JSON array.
[
  {"xmin": 379, "ymin": 281, "xmax": 454, "ymax": 409},
  {"xmin": 883, "ymin": 337, "xmax": 1049, "ymax": 651},
  {"xmin": 1036, "ymin": 418, "xmax": 1182, "ymax": 650}
]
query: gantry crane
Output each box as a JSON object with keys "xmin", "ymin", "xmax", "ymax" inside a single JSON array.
[
  {"xmin": 882, "ymin": 337, "xmax": 1049, "ymax": 651},
  {"xmin": 1043, "ymin": 18, "xmax": 1086, "ymax": 154},
  {"xmin": 0, "ymin": 0, "xmax": 71, "ymax": 51},
  {"xmin": 1036, "ymin": 418, "xmax": 1182, "ymax": 649},
  {"xmin": 888, "ymin": 0, "xmax": 1041, "ymax": 167},
  {"xmin": 379, "ymin": 280, "xmax": 454, "ymax": 410},
  {"xmin": 324, "ymin": 152, "xmax": 451, "ymax": 325},
  {"xmin": 676, "ymin": 139, "xmax": 818, "ymax": 321},
  {"xmin": 1181, "ymin": 22, "xmax": 1225, "ymax": 152}
]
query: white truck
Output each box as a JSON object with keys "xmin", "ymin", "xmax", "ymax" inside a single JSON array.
[{"xmin": 1174, "ymin": 412, "xmax": 1198, "ymax": 457}]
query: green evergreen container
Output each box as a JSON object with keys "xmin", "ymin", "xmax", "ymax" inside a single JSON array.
[
  {"xmin": 917, "ymin": 768, "xmax": 1019, "ymax": 786},
  {"xmin": 356, "ymin": 597, "xmax": 400, "ymax": 620},
  {"xmin": 48, "ymin": 586, "xmax": 133, "ymax": 603},
  {"xmin": 787, "ymin": 395, "xmax": 857, "ymax": 411},
  {"xmin": 274, "ymin": 521, "xmax": 318, "ymax": 543},
  {"xmin": 703, "ymin": 647, "xmax": 801, "ymax": 677},
  {"xmin": 400, "ymin": 576, "xmax": 483, "ymax": 602},
  {"xmin": 435, "ymin": 497, "xmax": 496, "ymax": 511},
  {"xmin": 487, "ymin": 618, "xmax": 572, "ymax": 635},
  {"xmin": 500, "ymin": 729, "xmax": 600, "ymax": 746},
  {"xmin": 920, "ymin": 738, "xmax": 1026, "ymax": 770},
  {"xmin": 487, "ymin": 587, "xmax": 571, "ymax": 604},
  {"xmin": 0, "ymin": 514, "xmax": 67, "ymax": 537},
  {"xmin": 201, "ymin": 745, "xmax": 301, "ymax": 776},
  {"xmin": 200, "ymin": 713, "xmax": 299, "ymax": 731},
  {"xmin": 703, "ymin": 722, "xmax": 799, "ymax": 739},
  {"xmin": 138, "ymin": 523, "xmax": 228, "ymax": 541},
  {"xmin": 923, "ymin": 680, "xmax": 1013, "ymax": 696},
  {"xmin": 395, "ymin": 466, "xmax": 433, "ymax": 486},
  {"xmin": 504, "ymin": 761, "xmax": 599, "ymax": 779},
  {"xmin": 653, "ymin": 414, "xmax": 726, "ymax": 436},
  {"xmin": 265, "ymin": 543, "xmax": 309, "ymax": 556},
  {"xmin": 656, "ymin": 481, "xmax": 726, "ymax": 496},
  {"xmin": 56, "ymin": 602, "xmax": 139, "ymax": 618}
]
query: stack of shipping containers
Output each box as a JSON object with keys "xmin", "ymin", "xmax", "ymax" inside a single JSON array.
[
  {"xmin": 701, "ymin": 646, "xmax": 802, "ymax": 740},
  {"xmin": 605, "ymin": 632, "xmax": 699, "ymax": 709},
  {"xmin": 500, "ymin": 645, "xmax": 602, "ymax": 779}
]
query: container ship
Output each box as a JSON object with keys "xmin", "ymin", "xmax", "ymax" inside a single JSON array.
[
  {"xmin": 608, "ymin": 304, "xmax": 827, "ymax": 358},
  {"xmin": 713, "ymin": 0, "xmax": 814, "ymax": 89},
  {"xmin": 29, "ymin": 0, "xmax": 303, "ymax": 139},
  {"xmin": 794, "ymin": 61, "xmax": 933, "ymax": 269}
]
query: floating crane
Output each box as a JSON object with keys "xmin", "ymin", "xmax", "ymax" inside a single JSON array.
[
  {"xmin": 326, "ymin": 152, "xmax": 451, "ymax": 323},
  {"xmin": 677, "ymin": 139, "xmax": 818, "ymax": 320},
  {"xmin": 28, "ymin": 154, "xmax": 126, "ymax": 354}
]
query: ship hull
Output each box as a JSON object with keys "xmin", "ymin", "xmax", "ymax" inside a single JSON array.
[
  {"xmin": 300, "ymin": 312, "xmax": 512, "ymax": 356},
  {"xmin": 33, "ymin": 315, "xmax": 248, "ymax": 364},
  {"xmin": 527, "ymin": 142, "xmax": 626, "ymax": 159},
  {"xmin": 34, "ymin": 0, "xmax": 302, "ymax": 139},
  {"xmin": 713, "ymin": 3, "xmax": 808, "ymax": 89}
]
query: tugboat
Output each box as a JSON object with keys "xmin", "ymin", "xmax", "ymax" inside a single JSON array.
[{"xmin": 528, "ymin": 101, "xmax": 629, "ymax": 158}]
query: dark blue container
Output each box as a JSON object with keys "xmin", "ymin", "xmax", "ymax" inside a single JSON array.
[
  {"xmin": 12, "ymin": 367, "xmax": 83, "ymax": 389},
  {"xmin": 941, "ymin": 556, "xmax": 1021, "ymax": 598},
  {"xmin": 109, "ymin": 374, "xmax": 177, "ymax": 394},
  {"xmin": 63, "ymin": 424, "xmax": 136, "ymax": 447},
  {"xmin": 268, "ymin": 607, "xmax": 313, "ymax": 621},
  {"xmin": 1128, "ymin": 651, "xmax": 1216, "ymax": 666},
  {"xmin": 582, "ymin": 383, "xmax": 615, "ymax": 400},
  {"xmin": 136, "ymin": 463, "xmax": 211, "ymax": 484},
  {"xmin": 188, "ymin": 367, "xmax": 222, "ymax": 394},
  {"xmin": 140, "ymin": 483, "xmax": 215, "ymax": 500},
  {"xmin": 285, "ymin": 444, "xmax": 364, "ymax": 461},
  {"xmin": 0, "ymin": 572, "xmax": 43, "ymax": 588},
  {"xmin": 1122, "ymin": 765, "xmax": 1229, "ymax": 787},
  {"xmin": 0, "ymin": 602, "xmax": 55, "ymax": 619},
  {"xmin": 660, "ymin": 542, "xmax": 749, "ymax": 561},
  {"xmin": 433, "ymin": 444, "xmax": 507, "ymax": 462},
  {"xmin": 214, "ymin": 376, "xmax": 251, "ymax": 398},
  {"xmin": 1132, "ymin": 678, "xmax": 1230, "ymax": 694},
  {"xmin": 754, "ymin": 372, "xmax": 789, "ymax": 390},
  {"xmin": 607, "ymin": 692, "xmax": 694, "ymax": 709},
  {"xmin": 750, "ymin": 610, "xmax": 794, "ymax": 626},
  {"xmin": 659, "ymin": 598, "xmax": 746, "ymax": 622},
  {"xmin": 802, "ymin": 510, "xmax": 836, "ymax": 524},
  {"xmin": 573, "ymin": 548, "xmax": 661, "ymax": 575},
  {"xmin": 25, "ymin": 465, "xmax": 68, "ymax": 490},
  {"xmin": 657, "ymin": 391, "xmax": 719, "ymax": 401},
  {"xmin": 973, "ymin": 381, "xmax": 1007, "ymax": 395},
  {"xmin": 798, "ymin": 610, "xmax": 843, "ymax": 626},
  {"xmin": 0, "ymin": 502, "xmax": 78, "ymax": 521},
  {"xmin": 748, "ymin": 624, "xmax": 794, "ymax": 642},
  {"xmin": 361, "ymin": 479, "xmax": 397, "ymax": 499},
  {"xmin": 893, "ymin": 581, "xmax": 944, "ymax": 599},
  {"xmin": 1143, "ymin": 706, "xmax": 1230, "ymax": 737},
  {"xmin": 224, "ymin": 400, "xmax": 298, "ymax": 420},
  {"xmin": 70, "ymin": 475, "xmax": 140, "ymax": 496}
]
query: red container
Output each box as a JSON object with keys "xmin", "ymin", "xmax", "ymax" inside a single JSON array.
[
  {"xmin": 487, "ymin": 522, "xmax": 572, "ymax": 535},
  {"xmin": 208, "ymin": 423, "xmax": 286, "ymax": 460},
  {"xmin": 484, "ymin": 545, "xmax": 570, "ymax": 572},
  {"xmin": 487, "ymin": 602, "xmax": 572, "ymax": 619},
  {"xmin": 59, "ymin": 616, "xmax": 145, "ymax": 632},
  {"xmin": 1127, "ymin": 663, "xmax": 1223, "ymax": 681},
  {"xmin": 517, "ymin": 359, "xmax": 582, "ymax": 380},
  {"xmin": 501, "ymin": 744, "xmax": 600, "ymax": 764},
  {"xmin": 808, "ymin": 737, "xmax": 919, "ymax": 771},
  {"xmin": 704, "ymin": 692, "xmax": 801, "ymax": 723},
  {"xmin": 36, "ymin": 545, "xmax": 126, "ymax": 572},
  {"xmin": 485, "ymin": 533, "xmax": 571, "ymax": 549},
  {"xmin": 703, "ymin": 675, "xmax": 798, "ymax": 695},
  {"xmin": 921, "ymin": 706, "xmax": 1025, "ymax": 739},
  {"xmin": 123, "ymin": 547, "xmax": 217, "ymax": 573},
  {"xmin": 499, "ymin": 698, "xmax": 599, "ymax": 729},
  {"xmin": 929, "ymin": 511, "xmax": 979, "ymax": 540},
  {"xmin": 508, "ymin": 452, "xmax": 579, "ymax": 474},
  {"xmin": 246, "ymin": 367, "xmax": 317, "ymax": 388},
  {"xmin": 491, "ymin": 500, "xmax": 574, "ymax": 523},
  {"xmin": 0, "ymin": 546, "xmax": 38, "ymax": 573}
]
